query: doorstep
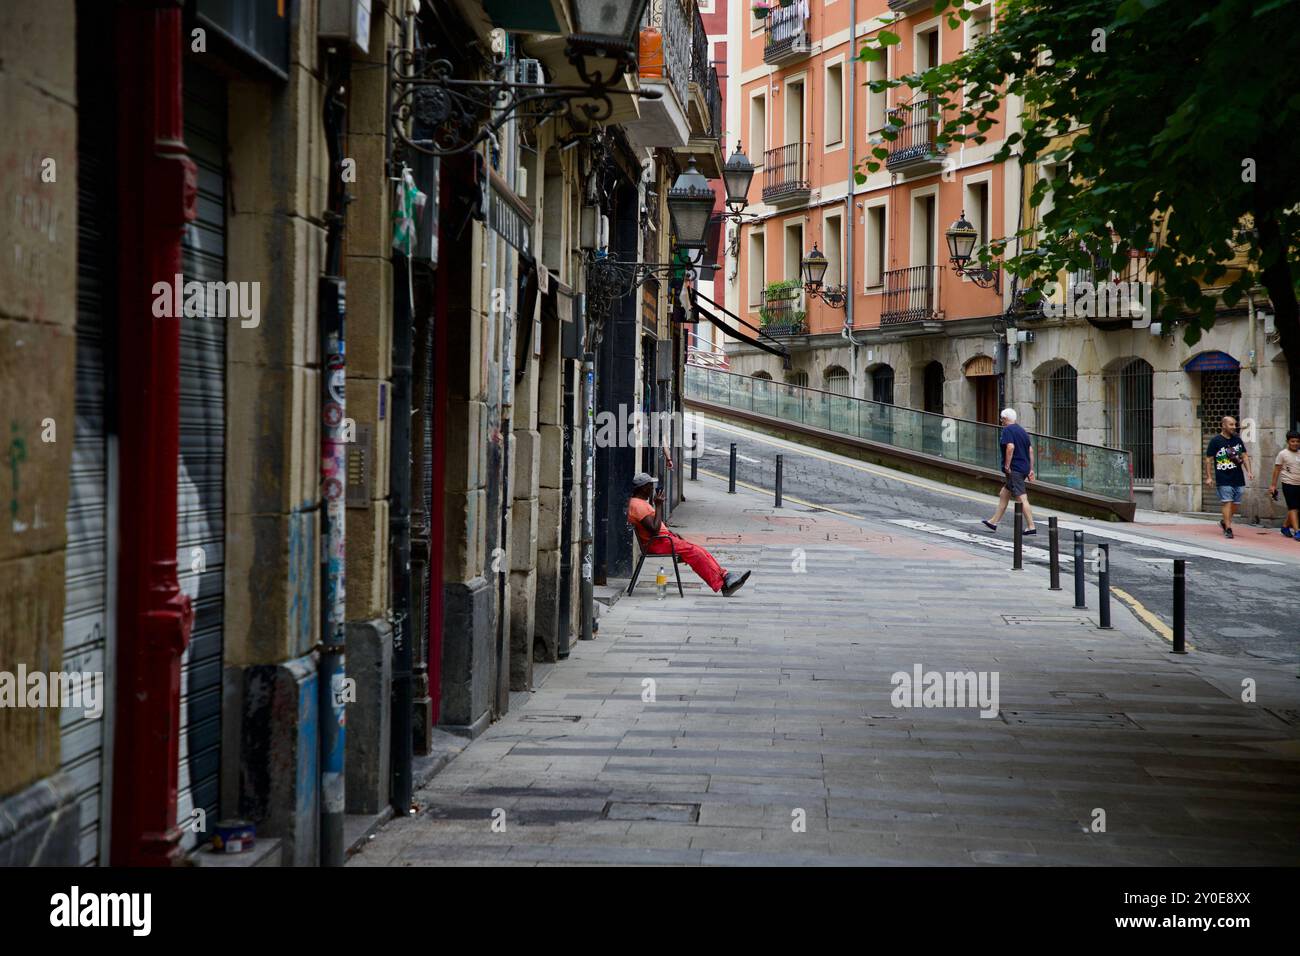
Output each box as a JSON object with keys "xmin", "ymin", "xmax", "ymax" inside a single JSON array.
[{"xmin": 189, "ymin": 837, "xmax": 283, "ymax": 867}]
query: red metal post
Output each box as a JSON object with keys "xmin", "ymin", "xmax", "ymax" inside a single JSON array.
[{"xmin": 110, "ymin": 2, "xmax": 197, "ymax": 867}]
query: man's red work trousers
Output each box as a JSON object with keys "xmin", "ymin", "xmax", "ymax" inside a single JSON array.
[{"xmin": 643, "ymin": 530, "xmax": 726, "ymax": 592}]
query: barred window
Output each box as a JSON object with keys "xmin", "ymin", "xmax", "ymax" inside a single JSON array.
[
  {"xmin": 1037, "ymin": 363, "xmax": 1078, "ymax": 442},
  {"xmin": 1103, "ymin": 358, "xmax": 1153, "ymax": 482},
  {"xmin": 824, "ymin": 365, "xmax": 850, "ymax": 396}
]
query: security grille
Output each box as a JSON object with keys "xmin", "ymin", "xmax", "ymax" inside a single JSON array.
[
  {"xmin": 785, "ymin": 370, "xmax": 809, "ymax": 388},
  {"xmin": 1198, "ymin": 368, "xmax": 1242, "ymax": 511},
  {"xmin": 1038, "ymin": 363, "xmax": 1078, "ymax": 441},
  {"xmin": 825, "ymin": 367, "xmax": 851, "ymax": 396},
  {"xmin": 1103, "ymin": 358, "xmax": 1153, "ymax": 482}
]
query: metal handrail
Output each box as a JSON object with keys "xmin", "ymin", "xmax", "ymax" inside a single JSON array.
[{"xmin": 684, "ymin": 364, "xmax": 1135, "ymax": 500}]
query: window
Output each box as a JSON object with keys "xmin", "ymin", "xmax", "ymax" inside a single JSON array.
[
  {"xmin": 963, "ymin": 178, "xmax": 991, "ymax": 253},
  {"xmin": 784, "ymin": 221, "xmax": 804, "ymax": 284},
  {"xmin": 871, "ymin": 365, "xmax": 895, "ymax": 405},
  {"xmin": 753, "ymin": 370, "xmax": 773, "ymax": 380},
  {"xmin": 967, "ymin": 4, "xmax": 992, "ymax": 47},
  {"xmin": 917, "ymin": 27, "xmax": 940, "ymax": 72},
  {"xmin": 911, "ymin": 191, "xmax": 937, "ymax": 267},
  {"xmin": 865, "ymin": 204, "xmax": 887, "ymax": 288},
  {"xmin": 824, "ymin": 214, "xmax": 843, "ymax": 288},
  {"xmin": 750, "ymin": 94, "xmax": 767, "ymax": 162},
  {"xmin": 785, "ymin": 78, "xmax": 805, "ymax": 145},
  {"xmin": 866, "ymin": 54, "xmax": 888, "ymax": 135},
  {"xmin": 825, "ymin": 366, "xmax": 851, "ymax": 396},
  {"xmin": 748, "ymin": 231, "xmax": 766, "ymax": 308},
  {"xmin": 825, "ymin": 62, "xmax": 844, "ymax": 147},
  {"xmin": 785, "ymin": 370, "xmax": 809, "ymax": 388},
  {"xmin": 1036, "ymin": 363, "xmax": 1078, "ymax": 441},
  {"xmin": 1103, "ymin": 358, "xmax": 1154, "ymax": 482}
]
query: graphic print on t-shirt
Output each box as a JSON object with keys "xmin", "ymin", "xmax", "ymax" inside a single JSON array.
[{"xmin": 1207, "ymin": 435, "xmax": 1247, "ymax": 486}]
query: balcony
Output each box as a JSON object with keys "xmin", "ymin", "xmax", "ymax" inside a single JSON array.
[
  {"xmin": 881, "ymin": 265, "xmax": 944, "ymax": 333},
  {"xmin": 761, "ymin": 143, "xmax": 811, "ymax": 207},
  {"xmin": 679, "ymin": 6, "xmax": 724, "ymax": 177},
  {"xmin": 764, "ymin": 4, "xmax": 811, "ymax": 66},
  {"xmin": 625, "ymin": 0, "xmax": 693, "ymax": 150},
  {"xmin": 884, "ymin": 99, "xmax": 946, "ymax": 176},
  {"xmin": 760, "ymin": 283, "xmax": 808, "ymax": 338}
]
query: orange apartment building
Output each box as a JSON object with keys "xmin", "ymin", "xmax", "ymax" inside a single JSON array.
[
  {"xmin": 720, "ymin": 1, "xmax": 1293, "ymax": 518},
  {"xmin": 725, "ymin": 0, "xmax": 1014, "ymax": 422}
]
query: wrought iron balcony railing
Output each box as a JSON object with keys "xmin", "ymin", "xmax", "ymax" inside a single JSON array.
[
  {"xmin": 885, "ymin": 98, "xmax": 945, "ymax": 170},
  {"xmin": 705, "ymin": 66, "xmax": 722, "ymax": 139},
  {"xmin": 881, "ymin": 265, "xmax": 940, "ymax": 325},
  {"xmin": 762, "ymin": 142, "xmax": 810, "ymax": 204},
  {"xmin": 643, "ymin": 0, "xmax": 692, "ymax": 109},
  {"xmin": 764, "ymin": 3, "xmax": 811, "ymax": 64},
  {"xmin": 690, "ymin": 3, "xmax": 709, "ymax": 88}
]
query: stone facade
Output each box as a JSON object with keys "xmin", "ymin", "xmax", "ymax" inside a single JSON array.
[{"xmin": 728, "ymin": 309, "xmax": 1291, "ymax": 520}]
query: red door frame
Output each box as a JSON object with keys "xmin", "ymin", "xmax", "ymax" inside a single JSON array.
[{"xmin": 110, "ymin": 1, "xmax": 197, "ymax": 866}]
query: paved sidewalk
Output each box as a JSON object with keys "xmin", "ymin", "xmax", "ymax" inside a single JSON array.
[{"xmin": 351, "ymin": 475, "xmax": 1300, "ymax": 866}]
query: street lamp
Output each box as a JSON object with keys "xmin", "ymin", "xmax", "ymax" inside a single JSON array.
[
  {"xmin": 667, "ymin": 156, "xmax": 716, "ymax": 251},
  {"xmin": 800, "ymin": 243, "xmax": 846, "ymax": 308},
  {"xmin": 390, "ymin": 0, "xmax": 655, "ymax": 157},
  {"xmin": 567, "ymin": 0, "xmax": 651, "ymax": 85},
  {"xmin": 722, "ymin": 143, "xmax": 755, "ymax": 214},
  {"xmin": 945, "ymin": 210, "xmax": 1000, "ymax": 292}
]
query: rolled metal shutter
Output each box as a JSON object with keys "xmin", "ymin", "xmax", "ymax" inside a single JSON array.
[
  {"xmin": 175, "ymin": 63, "xmax": 228, "ymax": 850},
  {"xmin": 61, "ymin": 21, "xmax": 118, "ymax": 865}
]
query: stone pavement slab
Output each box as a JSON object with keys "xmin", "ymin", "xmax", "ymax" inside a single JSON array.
[{"xmin": 352, "ymin": 474, "xmax": 1300, "ymax": 867}]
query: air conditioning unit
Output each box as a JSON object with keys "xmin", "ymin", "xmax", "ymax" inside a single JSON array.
[{"xmin": 320, "ymin": 0, "xmax": 371, "ymax": 54}]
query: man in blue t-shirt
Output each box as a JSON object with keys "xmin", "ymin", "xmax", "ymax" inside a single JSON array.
[{"xmin": 982, "ymin": 407, "xmax": 1038, "ymax": 535}]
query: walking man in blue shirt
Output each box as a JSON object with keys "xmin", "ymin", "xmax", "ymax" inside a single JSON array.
[{"xmin": 982, "ymin": 407, "xmax": 1038, "ymax": 535}]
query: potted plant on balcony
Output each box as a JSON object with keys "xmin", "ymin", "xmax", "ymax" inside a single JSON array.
[
  {"xmin": 760, "ymin": 280, "xmax": 807, "ymax": 337},
  {"xmin": 752, "ymin": 2, "xmax": 772, "ymax": 19}
]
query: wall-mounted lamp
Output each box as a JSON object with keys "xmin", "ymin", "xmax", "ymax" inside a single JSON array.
[{"xmin": 945, "ymin": 211, "xmax": 1001, "ymax": 293}]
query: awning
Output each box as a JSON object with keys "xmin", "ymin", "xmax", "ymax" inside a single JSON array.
[{"xmin": 690, "ymin": 290, "xmax": 791, "ymax": 360}]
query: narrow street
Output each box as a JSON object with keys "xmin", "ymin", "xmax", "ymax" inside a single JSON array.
[
  {"xmin": 697, "ymin": 418, "xmax": 1300, "ymax": 662},
  {"xmin": 352, "ymin": 427, "xmax": 1300, "ymax": 867}
]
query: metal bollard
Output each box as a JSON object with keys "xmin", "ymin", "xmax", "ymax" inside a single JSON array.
[
  {"xmin": 1012, "ymin": 501, "xmax": 1023, "ymax": 570},
  {"xmin": 1097, "ymin": 542, "xmax": 1112, "ymax": 629},
  {"xmin": 690, "ymin": 450, "xmax": 698, "ymax": 481},
  {"xmin": 775, "ymin": 454, "xmax": 783, "ymax": 508},
  {"xmin": 1172, "ymin": 558, "xmax": 1186, "ymax": 654},
  {"xmin": 728, "ymin": 443, "xmax": 737, "ymax": 494},
  {"xmin": 1073, "ymin": 530, "xmax": 1086, "ymax": 609},
  {"xmin": 1048, "ymin": 516, "xmax": 1061, "ymax": 590}
]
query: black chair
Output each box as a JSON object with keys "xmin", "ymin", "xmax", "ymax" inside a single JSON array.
[{"xmin": 628, "ymin": 534, "xmax": 685, "ymax": 597}]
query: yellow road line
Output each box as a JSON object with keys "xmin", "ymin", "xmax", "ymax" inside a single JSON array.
[
  {"xmin": 697, "ymin": 415, "xmax": 992, "ymax": 506},
  {"xmin": 1111, "ymin": 586, "xmax": 1191, "ymax": 648},
  {"xmin": 696, "ymin": 468, "xmax": 869, "ymax": 522}
]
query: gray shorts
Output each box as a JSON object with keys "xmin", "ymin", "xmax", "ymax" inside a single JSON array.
[{"xmin": 1005, "ymin": 470, "xmax": 1028, "ymax": 497}]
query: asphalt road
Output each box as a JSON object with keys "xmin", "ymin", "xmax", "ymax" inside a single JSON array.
[{"xmin": 689, "ymin": 416, "xmax": 1299, "ymax": 664}]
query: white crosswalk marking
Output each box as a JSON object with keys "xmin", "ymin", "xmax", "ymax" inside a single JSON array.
[
  {"xmin": 1051, "ymin": 520, "xmax": 1279, "ymax": 566},
  {"xmin": 889, "ymin": 519, "xmax": 1074, "ymax": 565},
  {"xmin": 905, "ymin": 519, "xmax": 1278, "ymax": 566},
  {"xmin": 706, "ymin": 445, "xmax": 759, "ymax": 464}
]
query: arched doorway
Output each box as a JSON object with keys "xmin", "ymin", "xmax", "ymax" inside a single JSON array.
[
  {"xmin": 963, "ymin": 354, "xmax": 998, "ymax": 425},
  {"xmin": 923, "ymin": 360, "xmax": 945, "ymax": 414},
  {"xmin": 1186, "ymin": 351, "xmax": 1242, "ymax": 511},
  {"xmin": 1103, "ymin": 357, "xmax": 1154, "ymax": 484}
]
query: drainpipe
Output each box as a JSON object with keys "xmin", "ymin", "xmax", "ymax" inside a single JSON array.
[
  {"xmin": 319, "ymin": 52, "xmax": 351, "ymax": 867},
  {"xmin": 843, "ymin": 0, "xmax": 870, "ymax": 397},
  {"xmin": 110, "ymin": 2, "xmax": 195, "ymax": 867}
]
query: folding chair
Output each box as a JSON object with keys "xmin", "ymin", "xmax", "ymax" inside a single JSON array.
[{"xmin": 627, "ymin": 533, "xmax": 685, "ymax": 597}]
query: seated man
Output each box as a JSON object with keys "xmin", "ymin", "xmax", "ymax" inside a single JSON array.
[{"xmin": 627, "ymin": 472, "xmax": 750, "ymax": 597}]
